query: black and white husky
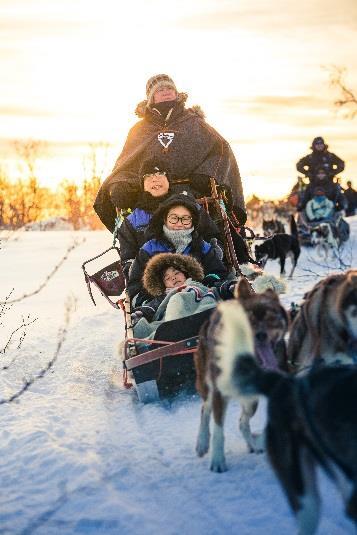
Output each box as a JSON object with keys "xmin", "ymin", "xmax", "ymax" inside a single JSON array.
[
  {"xmin": 311, "ymin": 221, "xmax": 339, "ymax": 258},
  {"xmin": 255, "ymin": 216, "xmax": 300, "ymax": 278},
  {"xmin": 236, "ymin": 359, "xmax": 357, "ymax": 535}
]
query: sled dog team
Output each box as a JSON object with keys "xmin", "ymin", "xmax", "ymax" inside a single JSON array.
[{"xmin": 194, "ymin": 269, "xmax": 357, "ymax": 535}]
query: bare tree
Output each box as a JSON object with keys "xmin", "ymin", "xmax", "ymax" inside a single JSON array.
[
  {"xmin": 82, "ymin": 142, "xmax": 111, "ymax": 182},
  {"xmin": 13, "ymin": 139, "xmax": 48, "ymax": 179},
  {"xmin": 327, "ymin": 66, "xmax": 357, "ymax": 118}
]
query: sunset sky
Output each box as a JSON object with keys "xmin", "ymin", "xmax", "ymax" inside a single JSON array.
[{"xmin": 1, "ymin": 0, "xmax": 357, "ymax": 199}]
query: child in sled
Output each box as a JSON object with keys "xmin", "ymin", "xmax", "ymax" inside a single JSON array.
[{"xmin": 131, "ymin": 253, "xmax": 236, "ymax": 339}]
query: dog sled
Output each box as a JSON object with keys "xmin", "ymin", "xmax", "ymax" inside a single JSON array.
[
  {"xmin": 296, "ymin": 210, "xmax": 350, "ymax": 248},
  {"xmin": 82, "ymin": 179, "xmax": 261, "ymax": 403}
]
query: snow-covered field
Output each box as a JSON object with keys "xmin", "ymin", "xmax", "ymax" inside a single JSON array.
[{"xmin": 0, "ymin": 221, "xmax": 356, "ymax": 535}]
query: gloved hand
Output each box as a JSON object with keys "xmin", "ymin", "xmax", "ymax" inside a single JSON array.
[
  {"xmin": 131, "ymin": 310, "xmax": 143, "ymax": 325},
  {"xmin": 218, "ymin": 279, "xmax": 237, "ymax": 299},
  {"xmin": 210, "ymin": 238, "xmax": 224, "ymax": 261},
  {"xmin": 109, "ymin": 182, "xmax": 139, "ymax": 210},
  {"xmin": 203, "ymin": 273, "xmax": 221, "ymax": 287},
  {"xmin": 189, "ymin": 173, "xmax": 211, "ymax": 196}
]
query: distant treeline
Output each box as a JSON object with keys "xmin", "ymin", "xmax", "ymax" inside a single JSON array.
[
  {"xmin": 0, "ymin": 173, "xmax": 103, "ymax": 230},
  {"xmin": 0, "ymin": 139, "xmax": 111, "ymax": 230}
]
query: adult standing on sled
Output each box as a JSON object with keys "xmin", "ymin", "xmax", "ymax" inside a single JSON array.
[
  {"xmin": 93, "ymin": 74, "xmax": 247, "ymax": 233},
  {"xmin": 296, "ymin": 136, "xmax": 345, "ymax": 184}
]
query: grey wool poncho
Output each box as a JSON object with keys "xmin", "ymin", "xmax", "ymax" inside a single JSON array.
[{"xmin": 93, "ymin": 93, "xmax": 245, "ymax": 233}]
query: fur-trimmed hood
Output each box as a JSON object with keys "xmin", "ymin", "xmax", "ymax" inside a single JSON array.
[
  {"xmin": 143, "ymin": 253, "xmax": 204, "ymax": 296},
  {"xmin": 145, "ymin": 193, "xmax": 200, "ymax": 240},
  {"xmin": 135, "ymin": 92, "xmax": 205, "ymax": 119}
]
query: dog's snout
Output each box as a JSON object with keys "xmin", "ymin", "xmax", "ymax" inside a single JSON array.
[{"xmin": 255, "ymin": 331, "xmax": 268, "ymax": 343}]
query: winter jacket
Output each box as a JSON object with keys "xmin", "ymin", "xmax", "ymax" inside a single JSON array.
[
  {"xmin": 299, "ymin": 180, "xmax": 347, "ymax": 211},
  {"xmin": 344, "ymin": 186, "xmax": 357, "ymax": 216},
  {"xmin": 117, "ymin": 192, "xmax": 222, "ymax": 278},
  {"xmin": 132, "ymin": 252, "xmax": 235, "ymax": 320},
  {"xmin": 93, "ymin": 94, "xmax": 246, "ymax": 233},
  {"xmin": 127, "ymin": 237, "xmax": 228, "ymax": 301},
  {"xmin": 296, "ymin": 150, "xmax": 344, "ymax": 181},
  {"xmin": 305, "ymin": 197, "xmax": 334, "ymax": 221}
]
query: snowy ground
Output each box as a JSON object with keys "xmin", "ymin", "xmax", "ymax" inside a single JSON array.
[{"xmin": 0, "ymin": 220, "xmax": 356, "ymax": 535}]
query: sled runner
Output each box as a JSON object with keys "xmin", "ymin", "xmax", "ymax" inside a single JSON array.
[{"xmin": 82, "ymin": 178, "xmax": 260, "ymax": 403}]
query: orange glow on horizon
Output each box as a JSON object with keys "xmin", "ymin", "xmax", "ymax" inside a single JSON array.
[{"xmin": 1, "ymin": 0, "xmax": 357, "ymax": 200}]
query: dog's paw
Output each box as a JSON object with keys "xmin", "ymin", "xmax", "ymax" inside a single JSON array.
[
  {"xmin": 196, "ymin": 435, "xmax": 210, "ymax": 457},
  {"xmin": 250, "ymin": 432, "xmax": 266, "ymax": 454},
  {"xmin": 210, "ymin": 456, "xmax": 227, "ymax": 473}
]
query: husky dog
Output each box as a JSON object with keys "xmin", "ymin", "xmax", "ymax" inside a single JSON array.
[
  {"xmin": 235, "ymin": 358, "xmax": 357, "ymax": 535},
  {"xmin": 194, "ymin": 278, "xmax": 289, "ymax": 472},
  {"xmin": 311, "ymin": 221, "xmax": 339, "ymax": 257},
  {"xmin": 255, "ymin": 216, "xmax": 300, "ymax": 278},
  {"xmin": 288, "ymin": 269, "xmax": 357, "ymax": 369},
  {"xmin": 262, "ymin": 218, "xmax": 286, "ymax": 237}
]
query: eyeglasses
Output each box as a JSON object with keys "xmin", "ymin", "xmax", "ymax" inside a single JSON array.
[
  {"xmin": 167, "ymin": 215, "xmax": 192, "ymax": 225},
  {"xmin": 143, "ymin": 171, "xmax": 166, "ymax": 180}
]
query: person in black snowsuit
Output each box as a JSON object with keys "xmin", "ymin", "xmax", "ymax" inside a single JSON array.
[
  {"xmin": 298, "ymin": 167, "xmax": 347, "ymax": 212},
  {"xmin": 127, "ymin": 193, "xmax": 229, "ymax": 303},
  {"xmin": 296, "ymin": 136, "xmax": 345, "ymax": 183},
  {"xmin": 299, "ymin": 167, "xmax": 350, "ymax": 243},
  {"xmin": 344, "ymin": 181, "xmax": 357, "ymax": 217},
  {"xmin": 117, "ymin": 159, "xmax": 223, "ymax": 279},
  {"xmin": 93, "ymin": 73, "xmax": 247, "ymax": 234}
]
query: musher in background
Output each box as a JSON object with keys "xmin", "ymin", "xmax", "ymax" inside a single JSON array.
[
  {"xmin": 298, "ymin": 167, "xmax": 347, "ymax": 213},
  {"xmin": 344, "ymin": 181, "xmax": 357, "ymax": 217},
  {"xmin": 93, "ymin": 73, "xmax": 247, "ymax": 234},
  {"xmin": 296, "ymin": 136, "xmax": 345, "ymax": 184},
  {"xmin": 298, "ymin": 167, "xmax": 350, "ymax": 242}
]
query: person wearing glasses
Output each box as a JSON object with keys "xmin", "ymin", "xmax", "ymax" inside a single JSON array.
[
  {"xmin": 296, "ymin": 136, "xmax": 345, "ymax": 184},
  {"xmin": 127, "ymin": 192, "xmax": 229, "ymax": 304},
  {"xmin": 93, "ymin": 73, "xmax": 247, "ymax": 234},
  {"xmin": 117, "ymin": 159, "xmax": 222, "ymax": 280}
]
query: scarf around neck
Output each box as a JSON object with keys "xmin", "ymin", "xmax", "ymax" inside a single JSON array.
[{"xmin": 162, "ymin": 225, "xmax": 194, "ymax": 253}]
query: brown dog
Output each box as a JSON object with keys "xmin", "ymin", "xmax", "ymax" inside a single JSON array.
[
  {"xmin": 194, "ymin": 278, "xmax": 289, "ymax": 472},
  {"xmin": 288, "ymin": 269, "xmax": 357, "ymax": 369}
]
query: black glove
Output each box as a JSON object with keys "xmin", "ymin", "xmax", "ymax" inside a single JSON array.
[
  {"xmin": 210, "ymin": 238, "xmax": 224, "ymax": 261},
  {"xmin": 202, "ymin": 273, "xmax": 221, "ymax": 287},
  {"xmin": 189, "ymin": 174, "xmax": 211, "ymax": 196},
  {"xmin": 109, "ymin": 182, "xmax": 139, "ymax": 210},
  {"xmin": 218, "ymin": 279, "xmax": 237, "ymax": 299}
]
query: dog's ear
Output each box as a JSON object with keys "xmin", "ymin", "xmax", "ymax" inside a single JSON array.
[
  {"xmin": 234, "ymin": 277, "xmax": 253, "ymax": 300},
  {"xmin": 264, "ymin": 288, "xmax": 280, "ymax": 301}
]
